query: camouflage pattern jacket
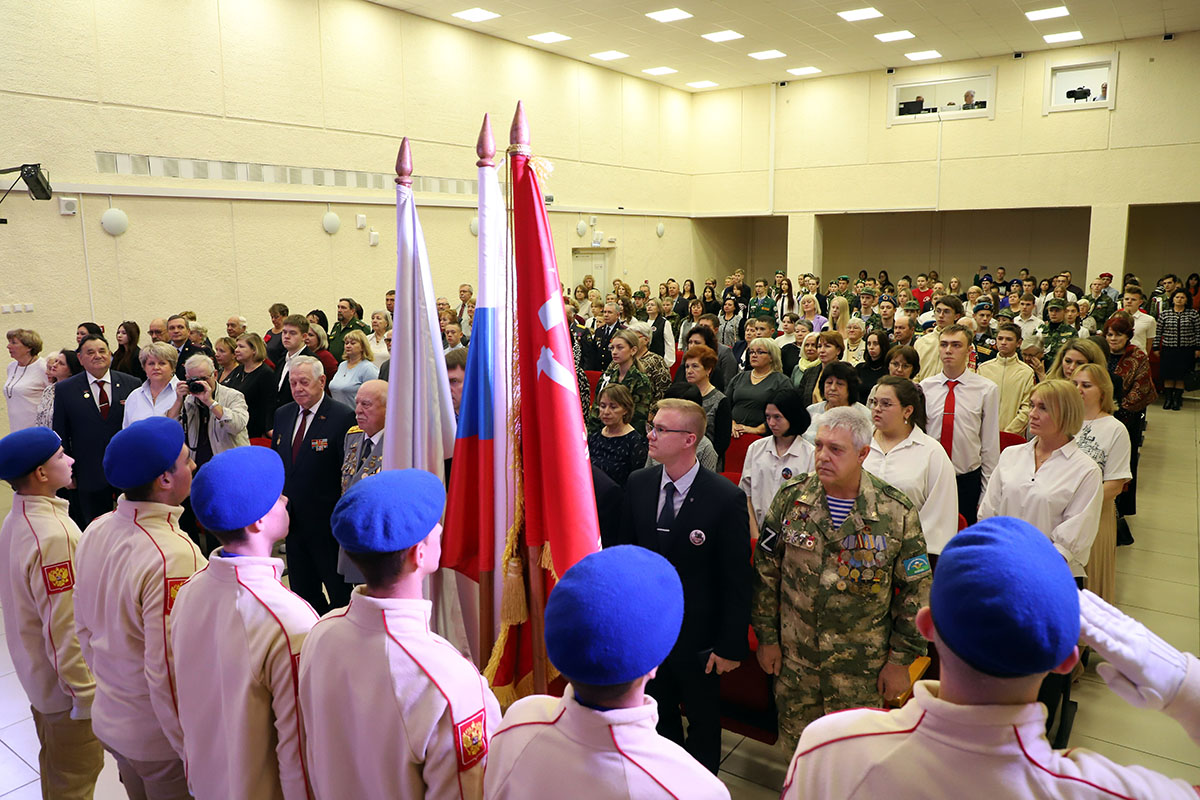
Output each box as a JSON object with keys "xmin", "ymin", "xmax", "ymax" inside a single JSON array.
[{"xmin": 752, "ymin": 470, "xmax": 930, "ymax": 669}]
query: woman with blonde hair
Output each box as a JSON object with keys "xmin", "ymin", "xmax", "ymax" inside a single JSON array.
[
  {"xmin": 798, "ymin": 293, "xmax": 828, "ymax": 333},
  {"xmin": 827, "ymin": 294, "xmax": 851, "ymax": 334},
  {"xmin": 4, "ymin": 328, "xmax": 47, "ymax": 431},
  {"xmin": 728, "ymin": 337, "xmax": 791, "ymax": 437},
  {"xmin": 328, "ymin": 329, "xmax": 378, "ymax": 406},
  {"xmin": 1071, "ymin": 363, "xmax": 1131, "ymax": 602},
  {"xmin": 122, "ymin": 342, "xmax": 181, "ymax": 427},
  {"xmin": 1046, "ymin": 337, "xmax": 1107, "ymax": 382},
  {"xmin": 304, "ymin": 323, "xmax": 339, "ymax": 381},
  {"xmin": 368, "ymin": 310, "xmax": 392, "ymax": 365},
  {"xmin": 588, "ymin": 329, "xmax": 652, "ymax": 435}
]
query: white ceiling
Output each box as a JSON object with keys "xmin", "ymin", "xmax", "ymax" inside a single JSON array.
[{"xmin": 369, "ymin": 0, "xmax": 1199, "ymax": 91}]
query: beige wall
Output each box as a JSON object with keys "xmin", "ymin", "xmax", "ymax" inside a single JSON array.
[{"xmin": 1125, "ymin": 203, "xmax": 1200, "ymax": 280}]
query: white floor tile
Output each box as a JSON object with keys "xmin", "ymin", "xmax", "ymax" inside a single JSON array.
[
  {"xmin": 0, "ymin": 639, "xmax": 13, "ymax": 679},
  {"xmin": 1070, "ymin": 733, "xmax": 1200, "ymax": 786},
  {"xmin": 1115, "ymin": 573, "xmax": 1199, "ymax": 618},
  {"xmin": 1071, "ymin": 674, "xmax": 1200, "ymax": 766},
  {"xmin": 0, "ymin": 745, "xmax": 36, "ymax": 796},
  {"xmin": 0, "ymin": 779, "xmax": 40, "ymax": 800},
  {"xmin": 721, "ymin": 769, "xmax": 785, "ymax": 799},
  {"xmin": 0, "ymin": 718, "xmax": 37, "ymax": 772},
  {"xmin": 1115, "ymin": 547, "xmax": 1199, "ymax": 586},
  {"xmin": 721, "ymin": 735, "xmax": 789, "ymax": 790},
  {"xmin": 0, "ymin": 677, "xmax": 30, "ymax": 732}
]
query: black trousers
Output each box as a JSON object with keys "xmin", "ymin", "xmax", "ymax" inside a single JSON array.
[
  {"xmin": 956, "ymin": 467, "xmax": 983, "ymax": 526},
  {"xmin": 1115, "ymin": 413, "xmax": 1144, "ymax": 517},
  {"xmin": 286, "ymin": 529, "xmax": 352, "ymax": 614},
  {"xmin": 69, "ymin": 486, "xmax": 116, "ymax": 530},
  {"xmin": 646, "ymin": 655, "xmax": 722, "ymax": 774}
]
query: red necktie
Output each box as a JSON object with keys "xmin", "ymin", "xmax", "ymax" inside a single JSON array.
[
  {"xmin": 291, "ymin": 409, "xmax": 310, "ymax": 462},
  {"xmin": 939, "ymin": 380, "xmax": 959, "ymax": 460},
  {"xmin": 96, "ymin": 380, "xmax": 110, "ymax": 421}
]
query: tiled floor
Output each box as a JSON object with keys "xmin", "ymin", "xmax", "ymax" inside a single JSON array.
[{"xmin": 0, "ymin": 402, "xmax": 1195, "ymax": 797}]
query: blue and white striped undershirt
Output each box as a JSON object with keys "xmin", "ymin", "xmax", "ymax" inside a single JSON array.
[{"xmin": 826, "ymin": 496, "xmax": 856, "ymax": 528}]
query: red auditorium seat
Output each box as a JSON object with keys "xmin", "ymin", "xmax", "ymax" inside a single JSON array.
[
  {"xmin": 250, "ymin": 437, "xmax": 272, "ymax": 448},
  {"xmin": 584, "ymin": 370, "xmax": 602, "ymax": 406},
  {"xmin": 999, "ymin": 431, "xmax": 1026, "ymax": 451},
  {"xmin": 723, "ymin": 433, "xmax": 762, "ymax": 478}
]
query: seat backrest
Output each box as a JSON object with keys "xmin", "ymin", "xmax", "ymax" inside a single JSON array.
[
  {"xmin": 723, "ymin": 433, "xmax": 762, "ymax": 476},
  {"xmin": 584, "ymin": 370, "xmax": 602, "ymax": 406},
  {"xmin": 999, "ymin": 431, "xmax": 1026, "ymax": 451}
]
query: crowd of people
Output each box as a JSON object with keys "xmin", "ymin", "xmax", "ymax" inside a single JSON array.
[{"xmin": 0, "ymin": 262, "xmax": 1198, "ymax": 799}]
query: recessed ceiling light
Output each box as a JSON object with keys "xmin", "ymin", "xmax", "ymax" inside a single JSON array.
[
  {"xmin": 702, "ymin": 30, "xmax": 744, "ymax": 42},
  {"xmin": 688, "ymin": 80, "xmax": 719, "ymax": 88},
  {"xmin": 749, "ymin": 49, "xmax": 787, "ymax": 60},
  {"xmin": 1043, "ymin": 30, "xmax": 1083, "ymax": 42},
  {"xmin": 590, "ymin": 50, "xmax": 630, "ymax": 61},
  {"xmin": 643, "ymin": 66, "xmax": 678, "ymax": 75},
  {"xmin": 528, "ymin": 32, "xmax": 570, "ymax": 43},
  {"xmin": 452, "ymin": 7, "xmax": 499, "ymax": 22},
  {"xmin": 1026, "ymin": 6, "xmax": 1070, "ymax": 21},
  {"xmin": 646, "ymin": 8, "xmax": 693, "ymax": 22},
  {"xmin": 875, "ymin": 30, "xmax": 915, "ymax": 42},
  {"xmin": 787, "ymin": 66, "xmax": 822, "ymax": 76},
  {"xmin": 905, "ymin": 49, "xmax": 942, "ymax": 60},
  {"xmin": 837, "ymin": 7, "xmax": 883, "ymax": 21}
]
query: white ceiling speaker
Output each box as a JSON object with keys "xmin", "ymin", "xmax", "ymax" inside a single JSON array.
[
  {"xmin": 100, "ymin": 207, "xmax": 129, "ymax": 236},
  {"xmin": 469, "ymin": 216, "xmax": 479, "ymax": 236},
  {"xmin": 322, "ymin": 211, "xmax": 341, "ymax": 234},
  {"xmin": 58, "ymin": 197, "xmax": 78, "ymax": 216},
  {"xmin": 656, "ymin": 222, "xmax": 666, "ymax": 238}
]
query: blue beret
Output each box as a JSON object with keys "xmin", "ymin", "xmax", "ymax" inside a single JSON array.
[
  {"xmin": 544, "ymin": 546, "xmax": 683, "ymax": 685},
  {"xmin": 331, "ymin": 469, "xmax": 445, "ymax": 554},
  {"xmin": 981, "ymin": 274, "xmax": 993, "ymax": 282},
  {"xmin": 878, "ymin": 294, "xmax": 896, "ymax": 306},
  {"xmin": 103, "ymin": 417, "xmax": 185, "ymax": 490},
  {"xmin": 974, "ymin": 302, "xmax": 993, "ymax": 313},
  {"xmin": 0, "ymin": 427, "xmax": 62, "ymax": 481},
  {"xmin": 192, "ymin": 447, "xmax": 284, "ymax": 532},
  {"xmin": 932, "ymin": 517, "xmax": 1079, "ymax": 678}
]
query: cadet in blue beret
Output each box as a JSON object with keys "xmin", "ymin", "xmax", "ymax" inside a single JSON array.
[
  {"xmin": 73, "ymin": 416, "xmax": 202, "ymax": 796},
  {"xmin": 0, "ymin": 427, "xmax": 104, "ymax": 797},
  {"xmin": 299, "ymin": 470, "xmax": 500, "ymax": 800},
  {"xmin": 485, "ymin": 546, "xmax": 729, "ymax": 799},
  {"xmin": 782, "ymin": 517, "xmax": 1196, "ymax": 799},
  {"xmin": 169, "ymin": 446, "xmax": 319, "ymax": 800}
]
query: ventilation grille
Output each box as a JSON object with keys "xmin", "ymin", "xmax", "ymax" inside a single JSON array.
[{"xmin": 95, "ymin": 152, "xmax": 480, "ymax": 196}]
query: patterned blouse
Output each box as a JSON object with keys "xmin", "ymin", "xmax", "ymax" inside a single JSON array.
[
  {"xmin": 1108, "ymin": 346, "xmax": 1156, "ymax": 416},
  {"xmin": 1156, "ymin": 308, "xmax": 1200, "ymax": 349}
]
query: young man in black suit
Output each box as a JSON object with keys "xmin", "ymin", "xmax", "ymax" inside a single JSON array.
[
  {"xmin": 616, "ymin": 398, "xmax": 752, "ymax": 774},
  {"xmin": 166, "ymin": 314, "xmax": 207, "ymax": 380},
  {"xmin": 52, "ymin": 335, "xmax": 142, "ymax": 527},
  {"xmin": 270, "ymin": 355, "xmax": 355, "ymax": 613},
  {"xmin": 270, "ymin": 315, "xmax": 317, "ymax": 430}
]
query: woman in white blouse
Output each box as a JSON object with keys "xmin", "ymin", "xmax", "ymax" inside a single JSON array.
[
  {"xmin": 864, "ymin": 376, "xmax": 959, "ymax": 557},
  {"xmin": 1071, "ymin": 363, "xmax": 1132, "ymax": 603},
  {"xmin": 368, "ymin": 310, "xmax": 392, "ymax": 366},
  {"xmin": 122, "ymin": 342, "xmax": 181, "ymax": 428},
  {"xmin": 979, "ymin": 379, "xmax": 1103, "ymax": 582},
  {"xmin": 5, "ymin": 328, "xmax": 48, "ymax": 432},
  {"xmin": 739, "ymin": 387, "xmax": 814, "ymax": 540}
]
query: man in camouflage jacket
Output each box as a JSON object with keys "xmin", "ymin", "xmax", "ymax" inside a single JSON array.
[{"xmin": 751, "ymin": 407, "xmax": 931, "ymax": 751}]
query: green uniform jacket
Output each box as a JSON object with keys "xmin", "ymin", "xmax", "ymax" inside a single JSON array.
[
  {"xmin": 327, "ymin": 318, "xmax": 371, "ymax": 361},
  {"xmin": 1039, "ymin": 321, "xmax": 1074, "ymax": 367},
  {"xmin": 1086, "ymin": 293, "xmax": 1117, "ymax": 328},
  {"xmin": 752, "ymin": 470, "xmax": 930, "ymax": 671},
  {"xmin": 586, "ymin": 363, "xmax": 653, "ymax": 435}
]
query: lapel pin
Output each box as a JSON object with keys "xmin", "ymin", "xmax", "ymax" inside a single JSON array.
[{"xmin": 689, "ymin": 530, "xmax": 706, "ymax": 546}]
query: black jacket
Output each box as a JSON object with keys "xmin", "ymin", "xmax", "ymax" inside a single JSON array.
[
  {"xmin": 52, "ymin": 370, "xmax": 142, "ymax": 491},
  {"xmin": 271, "ymin": 394, "xmax": 356, "ymax": 541}
]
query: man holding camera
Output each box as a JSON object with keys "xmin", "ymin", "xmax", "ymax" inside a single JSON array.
[{"xmin": 167, "ymin": 353, "xmax": 250, "ymax": 469}]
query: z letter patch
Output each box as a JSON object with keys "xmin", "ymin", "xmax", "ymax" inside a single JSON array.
[
  {"xmin": 455, "ymin": 710, "xmax": 487, "ymax": 771},
  {"xmin": 42, "ymin": 561, "xmax": 74, "ymax": 594},
  {"xmin": 902, "ymin": 555, "xmax": 931, "ymax": 578}
]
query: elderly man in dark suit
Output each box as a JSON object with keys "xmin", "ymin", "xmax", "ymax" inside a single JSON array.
[
  {"xmin": 271, "ymin": 355, "xmax": 355, "ymax": 613},
  {"xmin": 616, "ymin": 398, "xmax": 752, "ymax": 774},
  {"xmin": 52, "ymin": 334, "xmax": 142, "ymax": 527}
]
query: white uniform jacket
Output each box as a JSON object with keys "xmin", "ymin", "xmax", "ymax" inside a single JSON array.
[
  {"xmin": 171, "ymin": 552, "xmax": 319, "ymax": 800},
  {"xmin": 298, "ymin": 590, "xmax": 500, "ymax": 800},
  {"xmin": 782, "ymin": 681, "xmax": 1196, "ymax": 799},
  {"xmin": 74, "ymin": 497, "xmax": 203, "ymax": 762},
  {"xmin": 0, "ymin": 494, "xmax": 95, "ymax": 717},
  {"xmin": 484, "ymin": 686, "xmax": 730, "ymax": 800}
]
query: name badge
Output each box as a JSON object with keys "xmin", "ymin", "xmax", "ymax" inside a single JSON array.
[{"xmin": 311, "ymin": 438, "xmax": 329, "ymax": 452}]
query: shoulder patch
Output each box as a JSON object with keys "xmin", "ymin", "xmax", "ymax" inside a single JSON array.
[
  {"xmin": 165, "ymin": 576, "xmax": 188, "ymax": 614},
  {"xmin": 880, "ymin": 483, "xmax": 915, "ymax": 509},
  {"xmin": 902, "ymin": 555, "xmax": 931, "ymax": 579},
  {"xmin": 42, "ymin": 561, "xmax": 74, "ymax": 594},
  {"xmin": 347, "ymin": 425, "xmax": 364, "ymax": 435},
  {"xmin": 455, "ymin": 709, "xmax": 488, "ymax": 771}
]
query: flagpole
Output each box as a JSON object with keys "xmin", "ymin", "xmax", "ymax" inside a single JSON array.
[
  {"xmin": 510, "ymin": 102, "xmax": 549, "ymax": 695},
  {"xmin": 475, "ymin": 116, "xmax": 497, "ymax": 671}
]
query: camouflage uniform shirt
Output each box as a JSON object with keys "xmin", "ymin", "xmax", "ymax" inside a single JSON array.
[
  {"xmin": 639, "ymin": 351, "xmax": 672, "ymax": 405},
  {"xmin": 587, "ymin": 363, "xmax": 653, "ymax": 435},
  {"xmin": 1039, "ymin": 321, "xmax": 1074, "ymax": 367}
]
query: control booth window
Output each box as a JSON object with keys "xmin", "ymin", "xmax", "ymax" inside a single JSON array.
[
  {"xmin": 1043, "ymin": 54, "xmax": 1118, "ymax": 114},
  {"xmin": 888, "ymin": 68, "xmax": 997, "ymax": 127}
]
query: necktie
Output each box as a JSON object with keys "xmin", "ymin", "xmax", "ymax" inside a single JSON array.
[
  {"xmin": 291, "ymin": 409, "xmax": 310, "ymax": 462},
  {"xmin": 359, "ymin": 437, "xmax": 374, "ymax": 470},
  {"xmin": 657, "ymin": 482, "xmax": 677, "ymax": 530},
  {"xmin": 96, "ymin": 380, "xmax": 110, "ymax": 421},
  {"xmin": 939, "ymin": 380, "xmax": 959, "ymax": 460}
]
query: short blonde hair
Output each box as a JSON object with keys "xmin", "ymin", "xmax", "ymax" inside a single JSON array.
[
  {"xmin": 307, "ymin": 323, "xmax": 329, "ymax": 350},
  {"xmin": 1073, "ymin": 363, "xmax": 1116, "ymax": 414},
  {"xmin": 749, "ymin": 337, "xmax": 783, "ymax": 373},
  {"xmin": 1031, "ymin": 379, "xmax": 1085, "ymax": 438},
  {"xmin": 5, "ymin": 328, "xmax": 42, "ymax": 357},
  {"xmin": 654, "ymin": 398, "xmax": 706, "ymax": 438},
  {"xmin": 139, "ymin": 341, "xmax": 179, "ymax": 368},
  {"xmin": 343, "ymin": 329, "xmax": 374, "ymax": 362}
]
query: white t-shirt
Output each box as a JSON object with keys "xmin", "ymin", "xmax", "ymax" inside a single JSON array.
[{"xmin": 1074, "ymin": 415, "xmax": 1133, "ymax": 483}]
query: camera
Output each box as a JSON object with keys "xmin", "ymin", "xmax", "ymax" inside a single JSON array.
[
  {"xmin": 1065, "ymin": 87, "xmax": 1091, "ymax": 102},
  {"xmin": 186, "ymin": 378, "xmax": 207, "ymax": 394}
]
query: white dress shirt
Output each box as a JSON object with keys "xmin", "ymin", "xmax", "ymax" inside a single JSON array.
[
  {"xmin": 657, "ymin": 459, "xmax": 700, "ymax": 520},
  {"xmin": 1130, "ymin": 310, "xmax": 1157, "ymax": 354},
  {"xmin": 978, "ymin": 439, "xmax": 1103, "ymax": 577},
  {"xmin": 864, "ymin": 427, "xmax": 959, "ymax": 554},
  {"xmin": 86, "ymin": 370, "xmax": 114, "ymax": 413},
  {"xmin": 740, "ymin": 436, "xmax": 815, "ymax": 528},
  {"xmin": 122, "ymin": 378, "xmax": 181, "ymax": 428},
  {"xmin": 1014, "ymin": 313, "xmax": 1043, "ymax": 347},
  {"xmin": 277, "ymin": 350, "xmax": 303, "ymax": 389},
  {"xmin": 921, "ymin": 370, "xmax": 1000, "ymax": 492}
]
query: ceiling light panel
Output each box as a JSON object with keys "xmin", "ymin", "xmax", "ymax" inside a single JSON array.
[
  {"xmin": 1043, "ymin": 30, "xmax": 1083, "ymax": 42},
  {"xmin": 749, "ymin": 49, "xmax": 787, "ymax": 60},
  {"xmin": 787, "ymin": 66, "xmax": 822, "ymax": 75},
  {"xmin": 702, "ymin": 30, "xmax": 744, "ymax": 42},
  {"xmin": 643, "ymin": 66, "xmax": 679, "ymax": 75},
  {"xmin": 905, "ymin": 49, "xmax": 942, "ymax": 60},
  {"xmin": 451, "ymin": 7, "xmax": 499, "ymax": 22},
  {"xmin": 646, "ymin": 8, "xmax": 693, "ymax": 23},
  {"xmin": 837, "ymin": 7, "xmax": 883, "ymax": 22},
  {"xmin": 528, "ymin": 32, "xmax": 570, "ymax": 43},
  {"xmin": 875, "ymin": 30, "xmax": 915, "ymax": 42},
  {"xmin": 687, "ymin": 80, "xmax": 719, "ymax": 88},
  {"xmin": 590, "ymin": 50, "xmax": 629, "ymax": 61},
  {"xmin": 1026, "ymin": 6, "xmax": 1070, "ymax": 21}
]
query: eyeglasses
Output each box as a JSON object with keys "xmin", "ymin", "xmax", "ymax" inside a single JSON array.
[
  {"xmin": 646, "ymin": 424, "xmax": 692, "ymax": 438},
  {"xmin": 747, "ymin": 349, "xmax": 769, "ymax": 356}
]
